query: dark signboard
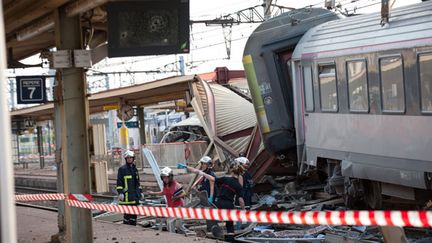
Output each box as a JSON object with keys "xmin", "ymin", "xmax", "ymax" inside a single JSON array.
[
  {"xmin": 16, "ymin": 76, "xmax": 46, "ymax": 104},
  {"xmin": 107, "ymin": 0, "xmax": 190, "ymax": 57},
  {"xmin": 117, "ymin": 121, "xmax": 139, "ymax": 128}
]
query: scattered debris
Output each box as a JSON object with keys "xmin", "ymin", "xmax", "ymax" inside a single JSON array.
[
  {"xmin": 92, "ymin": 168, "xmax": 432, "ymax": 243},
  {"xmin": 425, "ymin": 200, "xmax": 432, "ymax": 210},
  {"xmin": 258, "ymin": 194, "xmax": 277, "ymax": 206}
]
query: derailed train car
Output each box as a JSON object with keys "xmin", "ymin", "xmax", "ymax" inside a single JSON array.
[{"xmin": 243, "ymin": 2, "xmax": 432, "ymax": 207}]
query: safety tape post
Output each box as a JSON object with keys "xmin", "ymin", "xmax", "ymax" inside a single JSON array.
[{"xmin": 15, "ymin": 193, "xmax": 432, "ymax": 227}]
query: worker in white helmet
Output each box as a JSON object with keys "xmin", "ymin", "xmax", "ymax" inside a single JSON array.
[
  {"xmin": 148, "ymin": 167, "xmax": 185, "ymax": 207},
  {"xmin": 181, "ymin": 160, "xmax": 245, "ymax": 242},
  {"xmin": 235, "ymin": 156, "xmax": 253, "ymax": 208},
  {"xmin": 191, "ymin": 156, "xmax": 216, "ymax": 203},
  {"xmin": 116, "ymin": 150, "xmax": 142, "ymax": 225}
]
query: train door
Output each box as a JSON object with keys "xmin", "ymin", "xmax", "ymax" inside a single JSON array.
[
  {"xmin": 276, "ymin": 51, "xmax": 306, "ymax": 167},
  {"xmin": 276, "ymin": 50, "xmax": 296, "ymax": 143},
  {"xmin": 277, "ymin": 51, "xmax": 294, "ymax": 110}
]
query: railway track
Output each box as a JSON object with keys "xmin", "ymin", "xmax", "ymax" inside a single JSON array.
[
  {"xmin": 15, "ymin": 186, "xmax": 116, "ymax": 202},
  {"xmin": 16, "ymin": 202, "xmax": 58, "ymax": 212}
]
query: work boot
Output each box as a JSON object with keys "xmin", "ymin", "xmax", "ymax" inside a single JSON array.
[
  {"xmin": 225, "ymin": 234, "xmax": 235, "ymax": 242},
  {"xmin": 129, "ymin": 218, "xmax": 137, "ymax": 226},
  {"xmin": 211, "ymin": 225, "xmax": 223, "ymax": 239}
]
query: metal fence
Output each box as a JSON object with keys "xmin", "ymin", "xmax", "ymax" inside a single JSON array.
[{"xmin": 142, "ymin": 141, "xmax": 208, "ymax": 168}]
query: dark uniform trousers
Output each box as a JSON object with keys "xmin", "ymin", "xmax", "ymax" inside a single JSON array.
[
  {"xmin": 122, "ymin": 202, "xmax": 139, "ymax": 225},
  {"xmin": 215, "ymin": 199, "xmax": 235, "ymax": 242}
]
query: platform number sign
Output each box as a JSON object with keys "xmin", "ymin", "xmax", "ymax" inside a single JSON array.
[{"xmin": 16, "ymin": 76, "xmax": 47, "ymax": 104}]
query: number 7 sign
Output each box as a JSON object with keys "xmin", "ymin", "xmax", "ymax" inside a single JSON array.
[{"xmin": 16, "ymin": 76, "xmax": 47, "ymax": 104}]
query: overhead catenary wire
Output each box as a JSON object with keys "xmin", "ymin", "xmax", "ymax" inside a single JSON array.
[
  {"xmin": 127, "ymin": 0, "xmax": 379, "ymax": 62},
  {"xmin": 93, "ymin": 0, "xmax": 384, "ymax": 71},
  {"xmin": 190, "ymin": 0, "xmax": 259, "ymax": 19},
  {"xmin": 95, "ymin": 0, "xmax": 387, "ymax": 83}
]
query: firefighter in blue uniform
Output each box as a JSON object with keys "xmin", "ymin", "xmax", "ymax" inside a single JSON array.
[
  {"xmin": 116, "ymin": 150, "xmax": 142, "ymax": 225},
  {"xmin": 237, "ymin": 156, "xmax": 253, "ymax": 208},
  {"xmin": 183, "ymin": 160, "xmax": 245, "ymax": 242},
  {"xmin": 193, "ymin": 156, "xmax": 216, "ymax": 202}
]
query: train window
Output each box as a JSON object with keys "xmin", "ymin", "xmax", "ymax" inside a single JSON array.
[
  {"xmin": 379, "ymin": 56, "xmax": 405, "ymax": 112},
  {"xmin": 303, "ymin": 66, "xmax": 314, "ymax": 112},
  {"xmin": 318, "ymin": 64, "xmax": 338, "ymax": 111},
  {"xmin": 419, "ymin": 53, "xmax": 432, "ymax": 112},
  {"xmin": 347, "ymin": 60, "xmax": 369, "ymax": 112}
]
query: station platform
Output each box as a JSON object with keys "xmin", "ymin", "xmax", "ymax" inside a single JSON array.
[
  {"xmin": 17, "ymin": 206, "xmax": 216, "ymax": 243},
  {"xmin": 14, "ymin": 164, "xmax": 195, "ymax": 193}
]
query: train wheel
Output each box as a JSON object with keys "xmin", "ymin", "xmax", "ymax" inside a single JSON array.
[
  {"xmin": 343, "ymin": 178, "xmax": 363, "ymax": 208},
  {"xmin": 363, "ymin": 180, "xmax": 382, "ymax": 209}
]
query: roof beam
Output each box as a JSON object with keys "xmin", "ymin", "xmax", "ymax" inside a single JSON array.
[
  {"xmin": 5, "ymin": 0, "xmax": 69, "ymax": 33},
  {"xmin": 7, "ymin": 32, "xmax": 54, "ymax": 61},
  {"xmin": 65, "ymin": 0, "xmax": 109, "ymax": 17},
  {"xmin": 3, "ymin": 0, "xmax": 37, "ymax": 19},
  {"xmin": 131, "ymin": 92, "xmax": 186, "ymax": 107},
  {"xmin": 219, "ymin": 127, "xmax": 254, "ymax": 141},
  {"xmin": 16, "ymin": 14, "xmax": 54, "ymax": 41}
]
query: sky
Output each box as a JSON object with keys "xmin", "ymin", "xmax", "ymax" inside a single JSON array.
[{"xmin": 9, "ymin": 0, "xmax": 423, "ymax": 103}]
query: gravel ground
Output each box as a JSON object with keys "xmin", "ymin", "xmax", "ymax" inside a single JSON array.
[{"xmin": 16, "ymin": 206, "xmax": 217, "ymax": 243}]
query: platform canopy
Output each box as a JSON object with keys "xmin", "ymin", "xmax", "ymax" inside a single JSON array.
[
  {"xmin": 3, "ymin": 0, "xmax": 113, "ymax": 67},
  {"xmin": 10, "ymin": 75, "xmax": 197, "ymax": 121}
]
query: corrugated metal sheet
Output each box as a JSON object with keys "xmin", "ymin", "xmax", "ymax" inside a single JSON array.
[
  {"xmin": 211, "ymin": 84, "xmax": 256, "ymax": 137},
  {"xmin": 293, "ymin": 1, "xmax": 432, "ymax": 59},
  {"xmin": 192, "ymin": 79, "xmax": 258, "ymax": 154},
  {"xmin": 226, "ymin": 135, "xmax": 252, "ymax": 154},
  {"xmin": 193, "ymin": 80, "xmax": 209, "ymax": 116},
  {"xmin": 211, "ymin": 84, "xmax": 257, "ymax": 153}
]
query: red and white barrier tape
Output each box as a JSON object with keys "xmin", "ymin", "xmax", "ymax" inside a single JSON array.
[
  {"xmin": 15, "ymin": 193, "xmax": 91, "ymax": 202},
  {"xmin": 67, "ymin": 200, "xmax": 432, "ymax": 227},
  {"xmin": 15, "ymin": 193, "xmax": 65, "ymax": 201},
  {"xmin": 16, "ymin": 194, "xmax": 432, "ymax": 227},
  {"xmin": 68, "ymin": 194, "xmax": 93, "ymax": 202}
]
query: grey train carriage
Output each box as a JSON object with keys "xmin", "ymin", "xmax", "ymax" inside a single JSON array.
[{"xmin": 243, "ymin": 1, "xmax": 432, "ymax": 207}]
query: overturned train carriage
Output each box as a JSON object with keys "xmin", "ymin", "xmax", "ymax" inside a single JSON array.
[{"xmin": 244, "ymin": 2, "xmax": 432, "ymax": 207}]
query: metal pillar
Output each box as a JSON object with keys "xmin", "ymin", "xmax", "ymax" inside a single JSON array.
[
  {"xmin": 138, "ymin": 107, "xmax": 146, "ymax": 169},
  {"xmin": 381, "ymin": 0, "xmax": 390, "ymax": 25},
  {"xmin": 47, "ymin": 121, "xmax": 52, "ymax": 155},
  {"xmin": 8, "ymin": 78, "xmax": 15, "ymax": 109},
  {"xmin": 53, "ymin": 73, "xmax": 66, "ymax": 239},
  {"xmin": 104, "ymin": 74, "xmax": 109, "ymax": 90},
  {"xmin": 179, "ymin": 56, "xmax": 185, "ymax": 75},
  {"xmin": 55, "ymin": 7, "xmax": 93, "ymax": 243},
  {"xmin": 138, "ymin": 106, "xmax": 146, "ymax": 145},
  {"xmin": 37, "ymin": 126, "xmax": 45, "ymax": 169},
  {"xmin": 263, "ymin": 0, "xmax": 273, "ymax": 20},
  {"xmin": 16, "ymin": 133, "xmax": 20, "ymax": 164},
  {"xmin": 0, "ymin": 3, "xmax": 17, "ymax": 242}
]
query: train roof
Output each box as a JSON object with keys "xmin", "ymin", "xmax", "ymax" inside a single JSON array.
[
  {"xmin": 292, "ymin": 1, "xmax": 432, "ymax": 60},
  {"xmin": 244, "ymin": 8, "xmax": 340, "ymax": 56}
]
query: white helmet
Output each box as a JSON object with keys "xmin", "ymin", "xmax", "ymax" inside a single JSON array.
[
  {"xmin": 234, "ymin": 157, "xmax": 250, "ymax": 165},
  {"xmin": 160, "ymin": 167, "xmax": 173, "ymax": 177},
  {"xmin": 230, "ymin": 159, "xmax": 244, "ymax": 175},
  {"xmin": 123, "ymin": 150, "xmax": 135, "ymax": 158},
  {"xmin": 199, "ymin": 156, "xmax": 212, "ymax": 164}
]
